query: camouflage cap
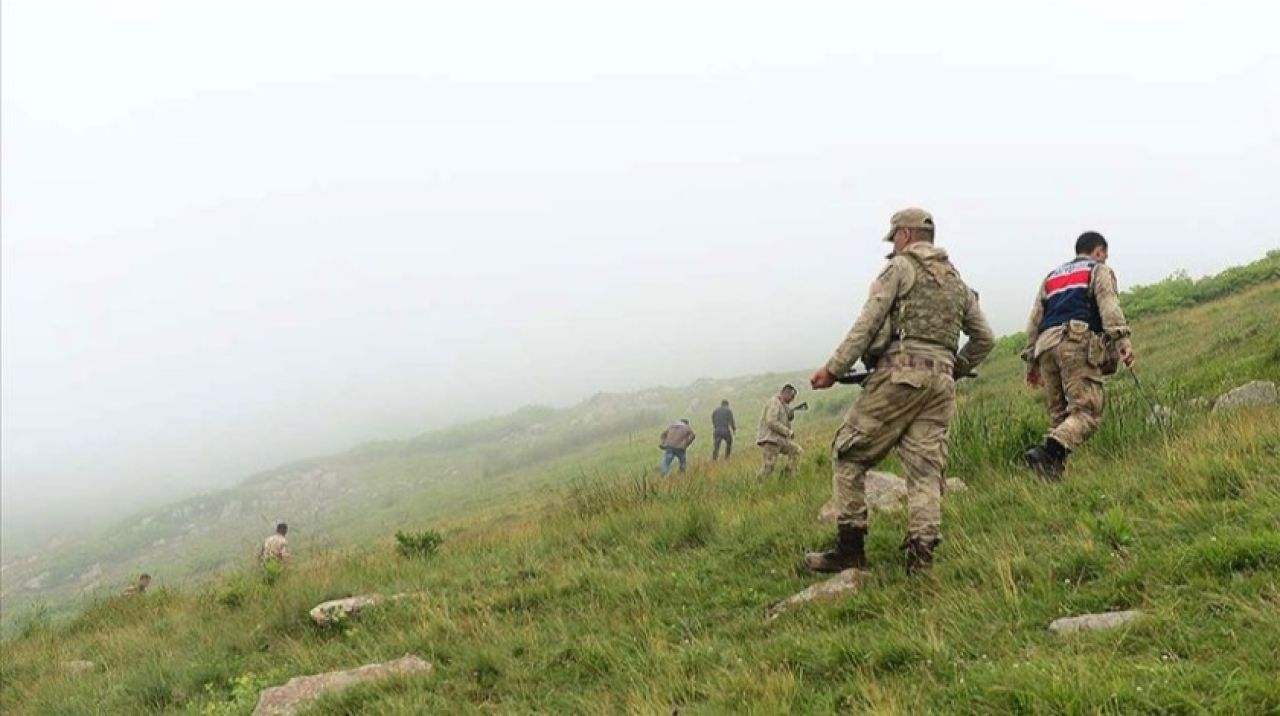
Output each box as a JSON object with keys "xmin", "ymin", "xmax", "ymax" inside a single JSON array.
[{"xmin": 881, "ymin": 207, "xmax": 935, "ymax": 242}]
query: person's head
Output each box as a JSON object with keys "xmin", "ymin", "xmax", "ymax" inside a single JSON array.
[
  {"xmin": 882, "ymin": 207, "xmax": 935, "ymax": 255},
  {"xmin": 720, "ymin": 400, "xmax": 729, "ymax": 407},
  {"xmin": 780, "ymin": 384, "xmax": 797, "ymax": 404},
  {"xmin": 1075, "ymin": 231, "xmax": 1109, "ymax": 262},
  {"xmin": 138, "ymin": 573, "xmax": 152, "ymax": 588},
  {"xmin": 276, "ymin": 522, "xmax": 288, "ymax": 536},
  {"xmin": 680, "ymin": 418, "xmax": 689, "ymax": 426}
]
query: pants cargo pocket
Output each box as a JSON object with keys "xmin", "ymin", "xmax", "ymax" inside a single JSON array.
[
  {"xmin": 1086, "ymin": 335, "xmax": 1107, "ymax": 368},
  {"xmin": 833, "ymin": 413, "xmax": 881, "ymax": 461}
]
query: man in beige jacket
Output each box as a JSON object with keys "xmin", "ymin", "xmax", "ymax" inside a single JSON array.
[{"xmin": 756, "ymin": 384, "xmax": 802, "ymax": 476}]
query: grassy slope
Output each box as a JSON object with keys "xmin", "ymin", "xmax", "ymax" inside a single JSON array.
[
  {"xmin": 0, "ymin": 368, "xmax": 808, "ymax": 626},
  {"xmin": 3, "ymin": 281, "xmax": 1279, "ymax": 715}
]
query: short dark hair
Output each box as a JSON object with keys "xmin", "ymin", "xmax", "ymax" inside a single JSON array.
[
  {"xmin": 139, "ymin": 573, "xmax": 151, "ymax": 580},
  {"xmin": 276, "ymin": 522, "xmax": 288, "ymax": 533},
  {"xmin": 1075, "ymin": 231, "xmax": 1108, "ymax": 255},
  {"xmin": 720, "ymin": 400, "xmax": 729, "ymax": 407},
  {"xmin": 781, "ymin": 383, "xmax": 796, "ymax": 393}
]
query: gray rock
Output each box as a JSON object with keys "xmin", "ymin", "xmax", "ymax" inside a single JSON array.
[
  {"xmin": 1213, "ymin": 381, "xmax": 1280, "ymax": 413},
  {"xmin": 23, "ymin": 571, "xmax": 49, "ymax": 590},
  {"xmin": 78, "ymin": 563, "xmax": 103, "ymax": 584},
  {"xmin": 1148, "ymin": 404, "xmax": 1174, "ymax": 428},
  {"xmin": 817, "ymin": 472, "xmax": 967, "ymax": 522},
  {"xmin": 308, "ymin": 594, "xmax": 385, "ymax": 626},
  {"xmin": 1048, "ymin": 610, "xmax": 1142, "ymax": 635},
  {"xmin": 62, "ymin": 660, "xmax": 95, "ymax": 674},
  {"xmin": 252, "ymin": 654, "xmax": 431, "ymax": 716},
  {"xmin": 765, "ymin": 569, "xmax": 865, "ymax": 621}
]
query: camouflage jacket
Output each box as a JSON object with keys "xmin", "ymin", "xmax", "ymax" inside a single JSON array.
[
  {"xmin": 755, "ymin": 395, "xmax": 794, "ymax": 445},
  {"xmin": 824, "ymin": 243, "xmax": 995, "ymax": 377}
]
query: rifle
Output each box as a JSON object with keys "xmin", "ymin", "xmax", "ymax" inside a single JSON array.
[
  {"xmin": 836, "ymin": 370, "xmax": 977, "ymax": 386},
  {"xmin": 791, "ymin": 402, "xmax": 809, "ymax": 412}
]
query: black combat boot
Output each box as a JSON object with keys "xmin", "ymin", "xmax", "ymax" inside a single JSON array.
[
  {"xmin": 1023, "ymin": 438, "xmax": 1068, "ymax": 481},
  {"xmin": 903, "ymin": 535, "xmax": 940, "ymax": 576},
  {"xmin": 804, "ymin": 524, "xmax": 867, "ymax": 573}
]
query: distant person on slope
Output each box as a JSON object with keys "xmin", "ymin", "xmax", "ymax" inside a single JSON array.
[
  {"xmin": 755, "ymin": 384, "xmax": 802, "ymax": 477},
  {"xmin": 806, "ymin": 208, "xmax": 994, "ymax": 576},
  {"xmin": 658, "ymin": 419, "xmax": 696, "ymax": 475},
  {"xmin": 122, "ymin": 573, "xmax": 151, "ymax": 596},
  {"xmin": 261, "ymin": 522, "xmax": 292, "ymax": 566},
  {"xmin": 1021, "ymin": 231, "xmax": 1135, "ymax": 481},
  {"xmin": 710, "ymin": 400, "xmax": 737, "ymax": 460}
]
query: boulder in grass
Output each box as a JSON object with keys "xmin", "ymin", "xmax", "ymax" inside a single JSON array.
[
  {"xmin": 1048, "ymin": 610, "xmax": 1142, "ymax": 635},
  {"xmin": 817, "ymin": 473, "xmax": 968, "ymax": 522},
  {"xmin": 62, "ymin": 660, "xmax": 95, "ymax": 674},
  {"xmin": 1212, "ymin": 381, "xmax": 1279, "ymax": 413},
  {"xmin": 944, "ymin": 477, "xmax": 969, "ymax": 493},
  {"xmin": 765, "ymin": 569, "xmax": 865, "ymax": 622},
  {"xmin": 308, "ymin": 593, "xmax": 384, "ymax": 627},
  {"xmin": 252, "ymin": 654, "xmax": 431, "ymax": 716}
]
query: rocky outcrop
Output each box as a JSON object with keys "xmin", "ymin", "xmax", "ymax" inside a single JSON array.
[
  {"xmin": 817, "ymin": 473, "xmax": 968, "ymax": 522},
  {"xmin": 309, "ymin": 594, "xmax": 385, "ymax": 626},
  {"xmin": 765, "ymin": 569, "xmax": 865, "ymax": 621},
  {"xmin": 252, "ymin": 654, "xmax": 432, "ymax": 716},
  {"xmin": 1213, "ymin": 381, "xmax": 1279, "ymax": 412},
  {"xmin": 23, "ymin": 572, "xmax": 50, "ymax": 590},
  {"xmin": 78, "ymin": 563, "xmax": 103, "ymax": 584},
  {"xmin": 1048, "ymin": 610, "xmax": 1142, "ymax": 635}
]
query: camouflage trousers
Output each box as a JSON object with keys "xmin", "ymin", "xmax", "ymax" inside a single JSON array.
[
  {"xmin": 830, "ymin": 367, "xmax": 955, "ymax": 542},
  {"xmin": 758, "ymin": 440, "xmax": 802, "ymax": 476},
  {"xmin": 1036, "ymin": 335, "xmax": 1105, "ymax": 451}
]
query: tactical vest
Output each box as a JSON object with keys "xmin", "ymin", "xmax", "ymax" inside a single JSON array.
[
  {"xmin": 887, "ymin": 253, "xmax": 969, "ymax": 354},
  {"xmin": 1038, "ymin": 258, "xmax": 1103, "ymax": 334}
]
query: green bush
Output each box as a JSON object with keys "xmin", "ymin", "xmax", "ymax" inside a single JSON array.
[
  {"xmin": 394, "ymin": 529, "xmax": 444, "ymax": 560},
  {"xmin": 1122, "ymin": 250, "xmax": 1280, "ymax": 320}
]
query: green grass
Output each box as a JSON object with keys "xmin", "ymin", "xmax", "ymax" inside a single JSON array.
[{"xmin": 2, "ymin": 280, "xmax": 1279, "ymax": 714}]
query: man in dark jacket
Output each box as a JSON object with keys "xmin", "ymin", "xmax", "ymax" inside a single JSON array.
[
  {"xmin": 1021, "ymin": 231, "xmax": 1135, "ymax": 480},
  {"xmin": 710, "ymin": 400, "xmax": 736, "ymax": 460}
]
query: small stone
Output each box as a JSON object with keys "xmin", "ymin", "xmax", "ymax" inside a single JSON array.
[
  {"xmin": 1212, "ymin": 381, "xmax": 1279, "ymax": 413},
  {"xmin": 308, "ymin": 594, "xmax": 385, "ymax": 627},
  {"xmin": 765, "ymin": 569, "xmax": 865, "ymax": 621},
  {"xmin": 252, "ymin": 654, "xmax": 431, "ymax": 716},
  {"xmin": 816, "ymin": 500, "xmax": 839, "ymax": 523},
  {"xmin": 62, "ymin": 660, "xmax": 95, "ymax": 674},
  {"xmin": 1048, "ymin": 610, "xmax": 1142, "ymax": 635},
  {"xmin": 944, "ymin": 478, "xmax": 968, "ymax": 493}
]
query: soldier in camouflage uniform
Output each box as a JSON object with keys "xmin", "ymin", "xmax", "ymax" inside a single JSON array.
[
  {"xmin": 756, "ymin": 385, "xmax": 802, "ymax": 476},
  {"xmin": 1021, "ymin": 232, "xmax": 1135, "ymax": 480},
  {"xmin": 261, "ymin": 522, "xmax": 291, "ymax": 566},
  {"xmin": 122, "ymin": 573, "xmax": 151, "ymax": 596},
  {"xmin": 806, "ymin": 208, "xmax": 994, "ymax": 575}
]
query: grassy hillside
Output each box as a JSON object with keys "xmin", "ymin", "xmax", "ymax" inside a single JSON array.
[
  {"xmin": 0, "ymin": 367, "xmax": 810, "ymax": 628},
  {"xmin": 2, "ymin": 274, "xmax": 1277, "ymax": 713},
  {"xmin": 6, "ymin": 252, "xmax": 1277, "ymax": 626}
]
